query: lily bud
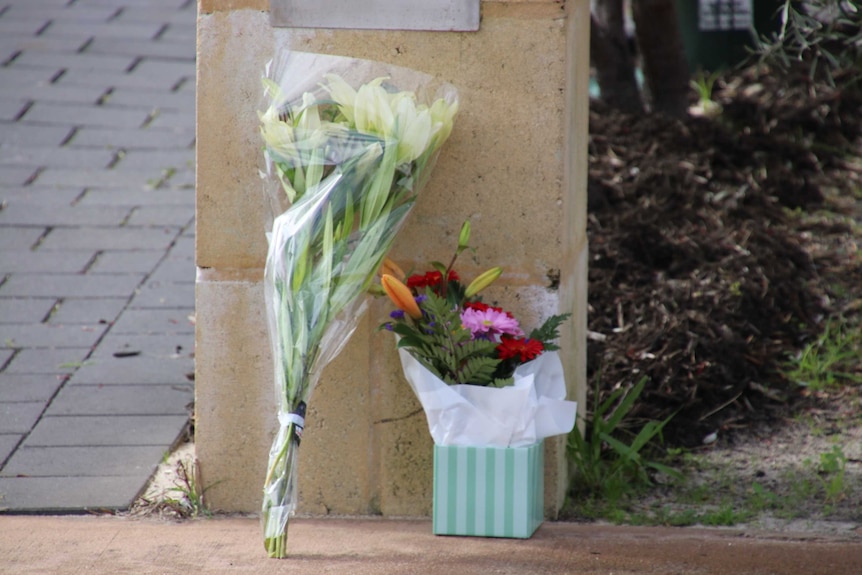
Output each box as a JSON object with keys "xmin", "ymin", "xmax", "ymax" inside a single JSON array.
[
  {"xmin": 381, "ymin": 274, "xmax": 422, "ymax": 319},
  {"xmin": 464, "ymin": 266, "xmax": 502, "ymax": 298},
  {"xmin": 380, "ymin": 257, "xmax": 406, "ymax": 282},
  {"xmin": 429, "ymin": 97, "xmax": 459, "ymax": 151},
  {"xmin": 457, "ymin": 220, "xmax": 471, "ymax": 251}
]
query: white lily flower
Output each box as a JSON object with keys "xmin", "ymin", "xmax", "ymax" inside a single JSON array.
[
  {"xmin": 295, "ymin": 92, "xmax": 321, "ymax": 134},
  {"xmin": 392, "ymin": 94, "xmax": 432, "ymax": 164},
  {"xmin": 354, "ymin": 78, "xmax": 395, "ymax": 138},
  {"xmin": 322, "ymin": 73, "xmax": 357, "ymax": 124},
  {"xmin": 259, "ymin": 107, "xmax": 298, "ymax": 163},
  {"xmin": 429, "ymin": 97, "xmax": 459, "ymax": 151}
]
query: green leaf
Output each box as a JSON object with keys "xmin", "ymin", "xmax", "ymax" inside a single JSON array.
[
  {"xmin": 360, "ymin": 142, "xmax": 397, "ymax": 229},
  {"xmin": 341, "ymin": 189, "xmax": 354, "ymax": 241},
  {"xmin": 646, "ymin": 461, "xmax": 683, "ymax": 480},
  {"xmin": 305, "ymin": 146, "xmax": 324, "ymax": 193},
  {"xmin": 396, "ymin": 335, "xmax": 430, "ymax": 350},
  {"xmin": 319, "ymin": 203, "xmax": 334, "ymax": 298},
  {"xmin": 594, "ymin": 386, "xmax": 626, "ymax": 420},
  {"xmin": 291, "ymin": 238, "xmax": 309, "ymax": 293},
  {"xmin": 456, "ymin": 355, "xmax": 501, "ymax": 386},
  {"xmin": 390, "ymin": 322, "xmax": 419, "ymax": 338},
  {"xmin": 600, "ymin": 432, "xmax": 640, "ymax": 464},
  {"xmin": 603, "ymin": 377, "xmax": 646, "ymax": 432},
  {"xmin": 529, "ymin": 313, "xmax": 571, "ymax": 350}
]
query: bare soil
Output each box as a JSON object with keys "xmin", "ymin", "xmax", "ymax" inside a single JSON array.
[
  {"xmin": 642, "ymin": 411, "xmax": 862, "ymax": 535},
  {"xmin": 579, "ymin": 64, "xmax": 862, "ymax": 532}
]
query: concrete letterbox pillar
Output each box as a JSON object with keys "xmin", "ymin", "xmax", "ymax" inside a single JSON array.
[{"xmin": 195, "ymin": 0, "xmax": 590, "ymax": 517}]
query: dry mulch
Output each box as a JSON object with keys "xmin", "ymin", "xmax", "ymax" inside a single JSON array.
[{"xmin": 587, "ymin": 65, "xmax": 862, "ymax": 447}]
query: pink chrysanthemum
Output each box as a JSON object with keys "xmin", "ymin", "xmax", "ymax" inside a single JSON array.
[{"xmin": 460, "ymin": 307, "xmax": 523, "ymax": 340}]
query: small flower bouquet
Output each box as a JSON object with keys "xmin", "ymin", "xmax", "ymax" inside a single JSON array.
[
  {"xmin": 258, "ymin": 51, "xmax": 458, "ymax": 557},
  {"xmin": 379, "ymin": 221, "xmax": 577, "ymax": 448},
  {"xmin": 379, "ymin": 223, "xmax": 577, "ymax": 538}
]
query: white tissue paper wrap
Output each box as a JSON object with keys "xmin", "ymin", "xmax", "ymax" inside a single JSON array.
[{"xmin": 398, "ymin": 347, "xmax": 578, "ymax": 448}]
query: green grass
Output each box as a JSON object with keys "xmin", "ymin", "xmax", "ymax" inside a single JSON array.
[
  {"xmin": 565, "ymin": 442, "xmax": 853, "ymax": 527},
  {"xmin": 567, "ymin": 377, "xmax": 681, "ymax": 509},
  {"xmin": 783, "ymin": 316, "xmax": 862, "ymax": 392},
  {"xmin": 161, "ymin": 459, "xmax": 220, "ymax": 519}
]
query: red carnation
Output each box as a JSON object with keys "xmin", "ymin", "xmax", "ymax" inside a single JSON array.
[
  {"xmin": 406, "ymin": 270, "xmax": 459, "ymax": 290},
  {"xmin": 497, "ymin": 336, "xmax": 544, "ymax": 362}
]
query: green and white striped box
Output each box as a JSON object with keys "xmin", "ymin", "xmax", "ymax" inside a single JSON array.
[{"xmin": 432, "ymin": 441, "xmax": 544, "ymax": 538}]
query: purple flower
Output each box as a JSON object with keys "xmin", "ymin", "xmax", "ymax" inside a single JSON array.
[
  {"xmin": 460, "ymin": 307, "xmax": 523, "ymax": 340},
  {"xmin": 390, "ymin": 310, "xmax": 405, "ymax": 320}
]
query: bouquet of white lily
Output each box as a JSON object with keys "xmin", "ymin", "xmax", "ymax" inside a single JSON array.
[{"xmin": 258, "ymin": 52, "xmax": 458, "ymax": 558}]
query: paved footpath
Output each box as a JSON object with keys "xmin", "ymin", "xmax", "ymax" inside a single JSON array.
[
  {"xmin": 0, "ymin": 0, "xmax": 196, "ymax": 512},
  {"xmin": 2, "ymin": 516, "xmax": 862, "ymax": 575}
]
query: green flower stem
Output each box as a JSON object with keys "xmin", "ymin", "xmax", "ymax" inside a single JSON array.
[{"xmin": 265, "ymin": 534, "xmax": 287, "ymax": 559}]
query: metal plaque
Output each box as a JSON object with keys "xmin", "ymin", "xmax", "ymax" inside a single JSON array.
[{"xmin": 270, "ymin": 0, "xmax": 480, "ymax": 31}]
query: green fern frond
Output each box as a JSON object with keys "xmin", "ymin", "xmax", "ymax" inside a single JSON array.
[
  {"xmin": 529, "ymin": 313, "xmax": 571, "ymax": 351},
  {"xmin": 455, "ymin": 355, "xmax": 501, "ymax": 385},
  {"xmin": 413, "ymin": 355, "xmax": 446, "ymax": 381},
  {"xmin": 451, "ymin": 338, "xmax": 498, "ymax": 363}
]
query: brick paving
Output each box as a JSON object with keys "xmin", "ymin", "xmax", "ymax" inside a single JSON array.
[{"xmin": 0, "ymin": 0, "xmax": 196, "ymax": 513}]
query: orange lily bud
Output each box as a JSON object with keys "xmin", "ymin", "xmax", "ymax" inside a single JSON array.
[
  {"xmin": 380, "ymin": 257, "xmax": 406, "ymax": 282},
  {"xmin": 381, "ymin": 274, "xmax": 422, "ymax": 319}
]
